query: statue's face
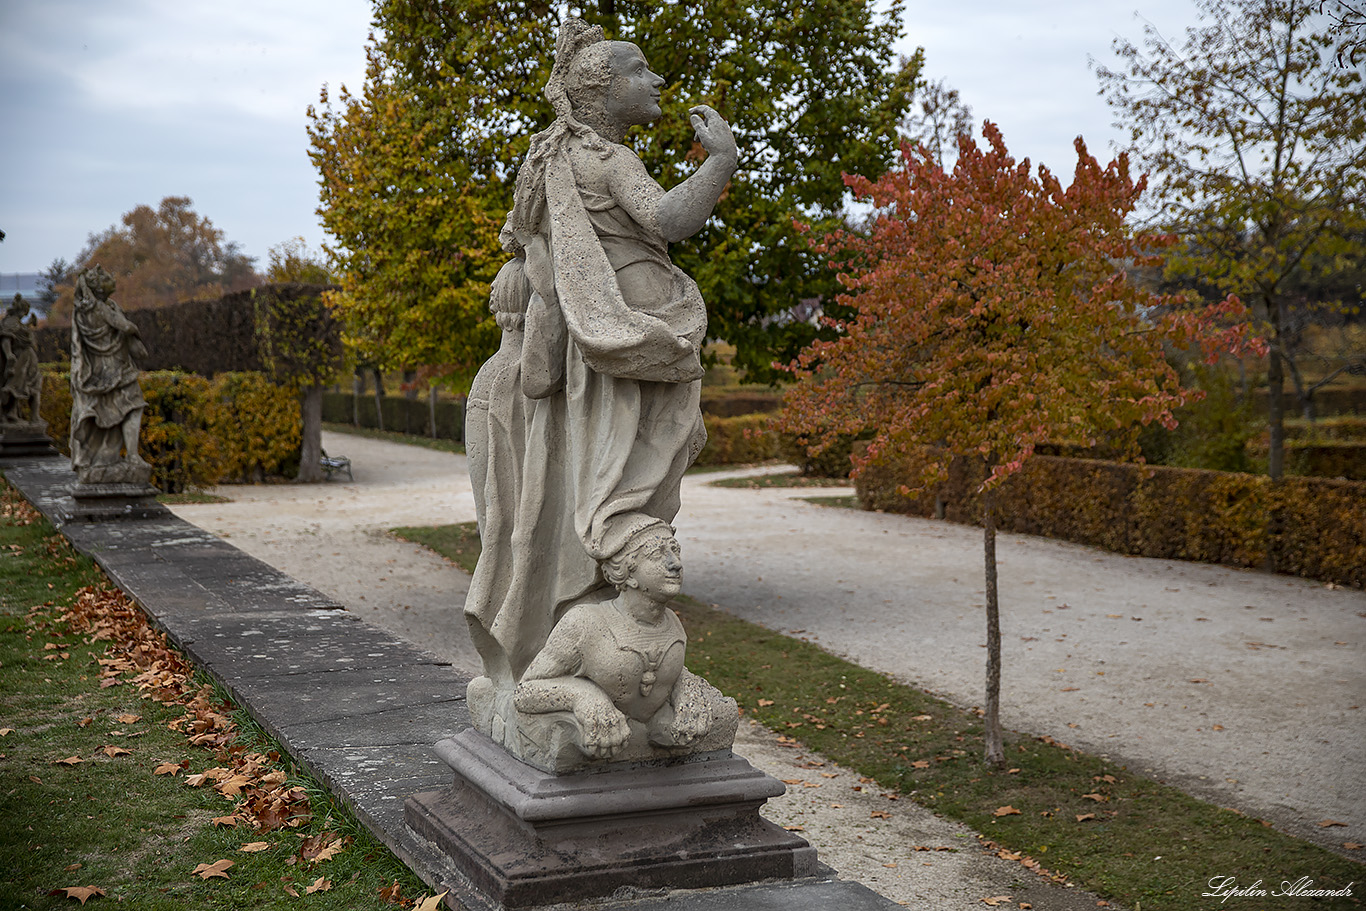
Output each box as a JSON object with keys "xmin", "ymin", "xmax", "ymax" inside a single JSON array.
[
  {"xmin": 605, "ymin": 42, "xmax": 664, "ymax": 127},
  {"xmin": 84, "ymin": 266, "xmax": 116, "ymax": 299},
  {"xmin": 628, "ymin": 533, "xmax": 683, "ymax": 602}
]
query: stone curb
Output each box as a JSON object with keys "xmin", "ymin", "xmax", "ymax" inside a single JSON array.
[{"xmin": 4, "ymin": 454, "xmax": 907, "ymax": 911}]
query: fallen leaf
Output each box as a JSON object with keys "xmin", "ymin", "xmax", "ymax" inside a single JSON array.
[
  {"xmin": 0, "ymin": 728, "xmax": 13, "ymax": 736},
  {"xmin": 378, "ymin": 880, "xmax": 406, "ymax": 905},
  {"xmin": 882, "ymin": 862, "xmax": 897, "ymax": 868},
  {"xmin": 240, "ymin": 842, "xmax": 271, "ymax": 853},
  {"xmin": 911, "ymin": 760, "xmax": 930, "ymax": 769},
  {"xmin": 1344, "ymin": 842, "xmax": 1362, "ymax": 850},
  {"xmin": 116, "ymin": 714, "xmax": 141, "ymax": 724},
  {"xmin": 312, "ymin": 842, "xmax": 346, "ymax": 863},
  {"xmin": 54, "ymin": 756, "xmax": 83, "ymax": 766},
  {"xmin": 1082, "ymin": 793, "xmax": 1108, "ymax": 802},
  {"xmin": 55, "ymin": 886, "xmax": 106, "ymax": 905},
  {"xmin": 1211, "ymin": 724, "xmax": 1224, "ymax": 731},
  {"xmin": 212, "ymin": 816, "xmax": 238, "ymax": 828},
  {"xmin": 65, "ymin": 864, "xmax": 82, "ymax": 872},
  {"xmin": 783, "ymin": 824, "xmax": 805, "ymax": 832},
  {"xmin": 101, "ymin": 746, "xmax": 132, "ymax": 758},
  {"xmin": 1007, "ymin": 768, "xmax": 1021, "ymax": 774},
  {"xmin": 1318, "ymin": 819, "xmax": 1348, "ymax": 828},
  {"xmin": 283, "ymin": 883, "xmax": 299, "ymax": 897},
  {"xmin": 305, "ymin": 876, "xmax": 332, "ymax": 894},
  {"xmin": 781, "ymin": 778, "xmax": 804, "ymax": 785},
  {"xmin": 992, "ymin": 806, "xmax": 1021, "ymax": 817},
  {"xmin": 871, "ymin": 810, "xmax": 892, "ymax": 819},
  {"xmin": 911, "ymin": 714, "xmax": 932, "ymax": 721},
  {"xmin": 982, "ymin": 897, "xmax": 1015, "ymax": 907},
  {"xmin": 1076, "ymin": 813, "xmax": 1096, "ymax": 822},
  {"xmin": 153, "ymin": 763, "xmax": 181, "ymax": 776},
  {"xmin": 757, "ymin": 699, "xmax": 775, "ymax": 707},
  {"xmin": 414, "ymin": 892, "xmax": 450, "ymax": 911},
  {"xmin": 192, "ymin": 859, "xmax": 234, "ymax": 879}
]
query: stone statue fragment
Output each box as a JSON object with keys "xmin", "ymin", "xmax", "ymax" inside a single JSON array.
[
  {"xmin": 69, "ymin": 265, "xmax": 152, "ymax": 487},
  {"xmin": 462, "ymin": 18, "xmax": 739, "ymax": 771}
]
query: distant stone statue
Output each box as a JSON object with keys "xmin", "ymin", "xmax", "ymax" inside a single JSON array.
[
  {"xmin": 463, "ymin": 18, "xmax": 739, "ymax": 770},
  {"xmin": 0, "ymin": 295, "xmax": 41, "ymax": 424},
  {"xmin": 69, "ymin": 265, "xmax": 151, "ymax": 486}
]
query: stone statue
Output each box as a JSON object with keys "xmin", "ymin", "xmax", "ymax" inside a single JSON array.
[
  {"xmin": 0, "ymin": 295, "xmax": 42, "ymax": 424},
  {"xmin": 69, "ymin": 265, "xmax": 151, "ymax": 486},
  {"xmin": 463, "ymin": 18, "xmax": 739, "ymax": 771}
]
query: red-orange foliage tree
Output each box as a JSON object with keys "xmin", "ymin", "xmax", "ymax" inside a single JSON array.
[{"xmin": 778, "ymin": 123, "xmax": 1264, "ymax": 764}]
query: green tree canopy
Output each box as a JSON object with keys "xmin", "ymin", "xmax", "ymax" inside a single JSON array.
[
  {"xmin": 308, "ymin": 0, "xmax": 920, "ymax": 388},
  {"xmin": 1095, "ymin": 0, "xmax": 1366, "ymax": 477}
]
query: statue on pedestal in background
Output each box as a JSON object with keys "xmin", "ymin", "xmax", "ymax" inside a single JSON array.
[
  {"xmin": 69, "ymin": 265, "xmax": 151, "ymax": 487},
  {"xmin": 0, "ymin": 294, "xmax": 55, "ymax": 458},
  {"xmin": 462, "ymin": 18, "xmax": 740, "ymax": 772},
  {"xmin": 0, "ymin": 295, "xmax": 41, "ymax": 424}
]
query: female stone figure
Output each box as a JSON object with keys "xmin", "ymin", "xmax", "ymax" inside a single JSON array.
[
  {"xmin": 464, "ymin": 19, "xmax": 738, "ymax": 766},
  {"xmin": 512, "ymin": 522, "xmax": 729, "ymax": 767},
  {"xmin": 0, "ymin": 295, "xmax": 41, "ymax": 424},
  {"xmin": 69, "ymin": 265, "xmax": 150, "ymax": 485}
]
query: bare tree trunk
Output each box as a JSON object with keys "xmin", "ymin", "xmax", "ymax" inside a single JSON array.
[
  {"xmin": 429, "ymin": 386, "xmax": 438, "ymax": 439},
  {"xmin": 372, "ymin": 368, "xmax": 385, "ymax": 432},
  {"xmin": 1266, "ymin": 295, "xmax": 1287, "ymax": 480},
  {"xmin": 982, "ymin": 487, "xmax": 1005, "ymax": 766},
  {"xmin": 296, "ymin": 384, "xmax": 324, "ymax": 483},
  {"xmin": 352, "ymin": 369, "xmax": 363, "ymax": 427}
]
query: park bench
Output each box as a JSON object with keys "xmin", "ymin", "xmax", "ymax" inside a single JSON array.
[{"xmin": 320, "ymin": 451, "xmax": 352, "ymax": 482}]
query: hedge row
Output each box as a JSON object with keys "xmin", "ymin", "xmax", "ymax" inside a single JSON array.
[
  {"xmin": 36, "ymin": 282, "xmax": 335, "ymax": 377},
  {"xmin": 1252, "ymin": 386, "xmax": 1366, "ymax": 416},
  {"xmin": 695, "ymin": 414, "xmax": 783, "ymax": 466},
  {"xmin": 41, "ymin": 370, "xmax": 301, "ymax": 492},
  {"xmin": 321, "ymin": 391, "xmax": 464, "ymax": 441},
  {"xmin": 855, "ymin": 451, "xmax": 1365, "ymax": 588}
]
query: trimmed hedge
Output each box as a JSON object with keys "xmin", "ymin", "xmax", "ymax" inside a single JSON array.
[
  {"xmin": 696, "ymin": 413, "xmax": 782, "ymax": 466},
  {"xmin": 699, "ymin": 390, "xmax": 783, "ymax": 418},
  {"xmin": 36, "ymin": 282, "xmax": 336, "ymax": 377},
  {"xmin": 855, "ymin": 451, "xmax": 1365, "ymax": 588},
  {"xmin": 41, "ymin": 370, "xmax": 301, "ymax": 492},
  {"xmin": 321, "ymin": 391, "xmax": 464, "ymax": 441}
]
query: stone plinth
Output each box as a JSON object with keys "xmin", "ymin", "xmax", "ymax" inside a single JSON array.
[
  {"xmin": 0, "ymin": 422, "xmax": 56, "ymax": 458},
  {"xmin": 404, "ymin": 728, "xmax": 818, "ymax": 910},
  {"xmin": 65, "ymin": 481, "xmax": 169, "ymax": 522}
]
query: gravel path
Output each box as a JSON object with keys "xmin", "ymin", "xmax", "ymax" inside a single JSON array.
[{"xmin": 168, "ymin": 430, "xmax": 1365, "ymax": 904}]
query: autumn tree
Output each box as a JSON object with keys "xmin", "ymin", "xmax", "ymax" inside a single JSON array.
[
  {"xmin": 901, "ymin": 76, "xmax": 973, "ymax": 168},
  {"xmin": 308, "ymin": 0, "xmax": 919, "ymax": 388},
  {"xmin": 252, "ymin": 286, "xmax": 345, "ymax": 483},
  {"xmin": 266, "ymin": 237, "xmax": 334, "ymax": 285},
  {"xmin": 45, "ymin": 197, "xmax": 260, "ymax": 325},
  {"xmin": 776, "ymin": 124, "xmax": 1261, "ymax": 764},
  {"xmin": 1095, "ymin": 0, "xmax": 1366, "ymax": 478}
]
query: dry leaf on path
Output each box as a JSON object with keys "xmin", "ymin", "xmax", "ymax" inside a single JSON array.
[
  {"xmin": 1318, "ymin": 819, "xmax": 1348, "ymax": 828},
  {"xmin": 240, "ymin": 842, "xmax": 270, "ymax": 853},
  {"xmin": 993, "ymin": 806, "xmax": 1021, "ymax": 817},
  {"xmin": 54, "ymin": 886, "xmax": 106, "ymax": 905},
  {"xmin": 192, "ymin": 859, "xmax": 234, "ymax": 879},
  {"xmin": 981, "ymin": 897, "xmax": 1015, "ymax": 907},
  {"xmin": 870, "ymin": 810, "xmax": 891, "ymax": 819},
  {"xmin": 414, "ymin": 892, "xmax": 450, "ymax": 911}
]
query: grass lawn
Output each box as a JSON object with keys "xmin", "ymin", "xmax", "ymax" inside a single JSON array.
[
  {"xmin": 321, "ymin": 422, "xmax": 464, "ymax": 455},
  {"xmin": 1, "ymin": 480, "xmax": 437, "ymax": 910},
  {"xmin": 708, "ymin": 472, "xmax": 852, "ymax": 489},
  {"xmin": 393, "ymin": 521, "xmax": 1364, "ymax": 911}
]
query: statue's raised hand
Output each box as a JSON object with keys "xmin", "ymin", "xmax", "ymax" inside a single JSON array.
[{"xmin": 688, "ymin": 105, "xmax": 737, "ymax": 162}]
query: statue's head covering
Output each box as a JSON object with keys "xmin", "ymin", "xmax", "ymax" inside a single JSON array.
[{"xmin": 504, "ymin": 18, "xmax": 612, "ymax": 251}]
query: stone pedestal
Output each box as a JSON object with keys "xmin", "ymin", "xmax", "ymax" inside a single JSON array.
[
  {"xmin": 0, "ymin": 422, "xmax": 57, "ymax": 458},
  {"xmin": 65, "ymin": 481, "xmax": 169, "ymax": 522},
  {"xmin": 404, "ymin": 728, "xmax": 818, "ymax": 910}
]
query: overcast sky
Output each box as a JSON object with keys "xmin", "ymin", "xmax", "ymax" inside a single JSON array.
[{"xmin": 0, "ymin": 0, "xmax": 1204, "ymax": 280}]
